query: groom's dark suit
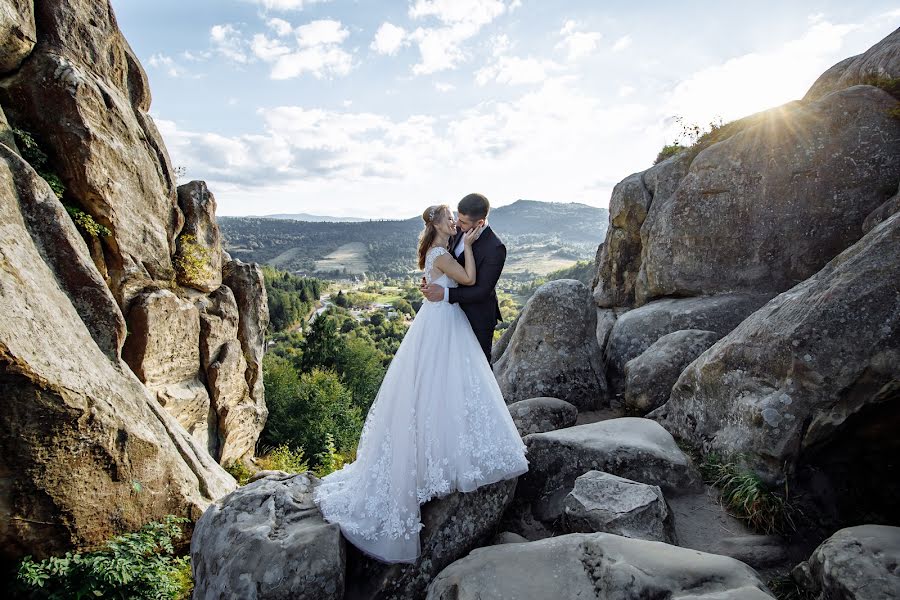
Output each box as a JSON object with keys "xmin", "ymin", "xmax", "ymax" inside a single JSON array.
[{"xmin": 449, "ymin": 226, "xmax": 505, "ymax": 364}]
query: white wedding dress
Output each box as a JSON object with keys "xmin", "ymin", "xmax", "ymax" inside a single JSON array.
[{"xmin": 313, "ymin": 246, "xmax": 529, "ymax": 564}]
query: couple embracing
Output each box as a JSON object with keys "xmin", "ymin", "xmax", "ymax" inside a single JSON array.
[{"xmin": 313, "ymin": 193, "xmax": 529, "ymax": 564}]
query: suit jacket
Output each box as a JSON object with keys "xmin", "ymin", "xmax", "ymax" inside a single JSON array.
[{"xmin": 448, "ymin": 225, "xmax": 505, "ymax": 332}]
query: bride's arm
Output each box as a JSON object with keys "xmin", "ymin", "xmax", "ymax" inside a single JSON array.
[{"xmin": 434, "ymin": 227, "xmax": 479, "ymax": 285}]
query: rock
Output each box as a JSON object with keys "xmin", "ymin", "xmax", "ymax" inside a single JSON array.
[
  {"xmin": 0, "ymin": 0, "xmax": 36, "ymax": 73},
  {"xmin": 624, "ymin": 329, "xmax": 721, "ymax": 414},
  {"xmin": 0, "ymin": 145, "xmax": 233, "ymax": 564},
  {"xmin": 793, "ymin": 525, "xmax": 900, "ymax": 600},
  {"xmin": 208, "ymin": 340, "xmax": 257, "ymax": 464},
  {"xmin": 804, "ymin": 27, "xmax": 900, "ymax": 102},
  {"xmin": 191, "ymin": 473, "xmax": 345, "ymax": 600},
  {"xmin": 517, "ymin": 417, "xmax": 701, "ymax": 527},
  {"xmin": 176, "ymin": 181, "xmax": 222, "ymax": 293},
  {"xmin": 197, "ymin": 285, "xmax": 240, "ymax": 372},
  {"xmin": 347, "ymin": 479, "xmax": 517, "ymax": 600},
  {"xmin": 561, "ymin": 470, "xmax": 676, "ymax": 543},
  {"xmin": 0, "ymin": 104, "xmax": 17, "ymax": 153},
  {"xmin": 595, "ymin": 306, "xmax": 618, "ymax": 351},
  {"xmin": 0, "ymin": 0, "xmax": 182, "ymax": 307},
  {"xmin": 490, "ymin": 311, "xmax": 518, "ymax": 363},
  {"xmin": 507, "ymin": 397, "xmax": 578, "ymax": 436},
  {"xmin": 651, "ymin": 211, "xmax": 900, "ymax": 506},
  {"xmin": 426, "ymin": 532, "xmax": 774, "ymax": 600},
  {"xmin": 490, "ymin": 531, "xmax": 528, "ymax": 545},
  {"xmin": 862, "ymin": 181, "xmax": 900, "ymax": 234},
  {"xmin": 493, "ymin": 280, "xmax": 606, "ymax": 410},
  {"xmin": 222, "ymin": 258, "xmax": 269, "ymax": 419},
  {"xmin": 123, "ymin": 289, "xmax": 201, "ymax": 386},
  {"xmin": 606, "ymin": 294, "xmax": 771, "ymax": 391},
  {"xmin": 594, "ymin": 151, "xmax": 692, "ymax": 308},
  {"xmin": 711, "ymin": 536, "xmax": 791, "ymax": 571},
  {"xmin": 639, "ymin": 86, "xmax": 899, "ymax": 302},
  {"xmin": 154, "ymin": 378, "xmax": 213, "ymax": 451},
  {"xmin": 247, "ymin": 469, "xmax": 291, "ymax": 484}
]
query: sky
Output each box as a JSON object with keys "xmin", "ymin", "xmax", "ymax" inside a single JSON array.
[{"xmin": 108, "ymin": 0, "xmax": 899, "ymax": 219}]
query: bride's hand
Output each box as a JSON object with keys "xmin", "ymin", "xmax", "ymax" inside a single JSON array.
[{"xmin": 463, "ymin": 225, "xmax": 482, "ymax": 247}]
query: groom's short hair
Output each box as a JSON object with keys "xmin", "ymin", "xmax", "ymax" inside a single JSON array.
[{"xmin": 458, "ymin": 193, "xmax": 490, "ymax": 219}]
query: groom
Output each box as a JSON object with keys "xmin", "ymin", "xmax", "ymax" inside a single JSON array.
[{"xmin": 421, "ymin": 193, "xmax": 505, "ymax": 364}]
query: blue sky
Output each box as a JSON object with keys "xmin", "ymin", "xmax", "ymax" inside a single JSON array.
[{"xmin": 108, "ymin": 0, "xmax": 899, "ymax": 218}]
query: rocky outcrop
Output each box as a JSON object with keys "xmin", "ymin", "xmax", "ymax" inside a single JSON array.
[
  {"xmin": 863, "ymin": 181, "xmax": 900, "ymax": 234},
  {"xmin": 605, "ymin": 294, "xmax": 771, "ymax": 391},
  {"xmin": 792, "ymin": 525, "xmax": 900, "ymax": 600},
  {"xmin": 0, "ymin": 145, "xmax": 234, "ymax": 564},
  {"xmin": 191, "ymin": 473, "xmax": 345, "ymax": 600},
  {"xmin": 493, "ymin": 280, "xmax": 606, "ymax": 410},
  {"xmin": 624, "ymin": 329, "xmax": 721, "ymax": 414},
  {"xmin": 176, "ymin": 181, "xmax": 222, "ymax": 293},
  {"xmin": 426, "ymin": 532, "xmax": 774, "ymax": 600},
  {"xmin": 0, "ymin": 0, "xmax": 35, "ymax": 74},
  {"xmin": 0, "ymin": 0, "xmax": 182, "ymax": 305},
  {"xmin": 561, "ymin": 470, "xmax": 676, "ymax": 543},
  {"xmin": 514, "ymin": 418, "xmax": 700, "ymax": 531},
  {"xmin": 223, "ymin": 258, "xmax": 269, "ymax": 416},
  {"xmin": 652, "ymin": 211, "xmax": 900, "ymax": 511},
  {"xmin": 804, "ymin": 27, "xmax": 900, "ymax": 102},
  {"xmin": 507, "ymin": 397, "xmax": 578, "ymax": 436}
]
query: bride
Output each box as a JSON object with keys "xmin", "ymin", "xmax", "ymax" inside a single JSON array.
[{"xmin": 313, "ymin": 204, "xmax": 529, "ymax": 564}]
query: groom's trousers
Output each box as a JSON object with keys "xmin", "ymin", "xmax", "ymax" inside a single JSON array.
[{"xmin": 473, "ymin": 327, "xmax": 494, "ymax": 366}]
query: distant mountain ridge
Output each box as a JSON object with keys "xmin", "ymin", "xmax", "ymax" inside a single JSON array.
[{"xmin": 252, "ymin": 213, "xmax": 367, "ymax": 223}]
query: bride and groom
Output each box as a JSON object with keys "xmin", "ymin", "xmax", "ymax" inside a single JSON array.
[{"xmin": 313, "ymin": 193, "xmax": 528, "ymax": 564}]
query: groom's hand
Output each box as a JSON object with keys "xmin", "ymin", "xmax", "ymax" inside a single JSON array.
[{"xmin": 421, "ymin": 283, "xmax": 445, "ymax": 302}]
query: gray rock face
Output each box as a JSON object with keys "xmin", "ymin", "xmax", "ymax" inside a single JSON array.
[
  {"xmin": 793, "ymin": 525, "xmax": 900, "ymax": 600},
  {"xmin": 0, "ymin": 0, "xmax": 182, "ymax": 305},
  {"xmin": 606, "ymin": 294, "xmax": 771, "ymax": 390},
  {"xmin": 176, "ymin": 181, "xmax": 223, "ymax": 293},
  {"xmin": 624, "ymin": 329, "xmax": 721, "ymax": 414},
  {"xmin": 0, "ymin": 145, "xmax": 234, "ymax": 564},
  {"xmin": 426, "ymin": 532, "xmax": 774, "ymax": 600},
  {"xmin": 639, "ymin": 86, "xmax": 899, "ymax": 302},
  {"xmin": 863, "ymin": 181, "xmax": 900, "ymax": 234},
  {"xmin": 562, "ymin": 470, "xmax": 676, "ymax": 543},
  {"xmin": 594, "ymin": 151, "xmax": 692, "ymax": 308},
  {"xmin": 652, "ymin": 211, "xmax": 900, "ymax": 488},
  {"xmin": 804, "ymin": 27, "xmax": 900, "ymax": 101},
  {"xmin": 223, "ymin": 258, "xmax": 269, "ymax": 417},
  {"xmin": 0, "ymin": 0, "xmax": 36, "ymax": 73},
  {"xmin": 191, "ymin": 473, "xmax": 345, "ymax": 600},
  {"xmin": 493, "ymin": 280, "xmax": 606, "ymax": 410},
  {"xmin": 347, "ymin": 479, "xmax": 517, "ymax": 600},
  {"xmin": 507, "ymin": 397, "xmax": 578, "ymax": 436},
  {"xmin": 517, "ymin": 418, "xmax": 701, "ymax": 522}
]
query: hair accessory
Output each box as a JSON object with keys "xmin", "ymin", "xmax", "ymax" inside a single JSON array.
[{"xmin": 428, "ymin": 207, "xmax": 436, "ymax": 222}]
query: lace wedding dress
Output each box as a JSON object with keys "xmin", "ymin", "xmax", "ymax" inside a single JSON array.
[{"xmin": 313, "ymin": 246, "xmax": 529, "ymax": 564}]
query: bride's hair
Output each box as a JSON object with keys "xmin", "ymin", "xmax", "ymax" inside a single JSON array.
[{"xmin": 417, "ymin": 204, "xmax": 450, "ymax": 269}]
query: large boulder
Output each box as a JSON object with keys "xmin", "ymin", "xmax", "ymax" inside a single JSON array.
[
  {"xmin": 0, "ymin": 0, "xmax": 182, "ymax": 307},
  {"xmin": 0, "ymin": 145, "xmax": 234, "ymax": 565},
  {"xmin": 507, "ymin": 397, "xmax": 578, "ymax": 436},
  {"xmin": 223, "ymin": 258, "xmax": 269, "ymax": 418},
  {"xmin": 516, "ymin": 418, "xmax": 701, "ymax": 527},
  {"xmin": 804, "ymin": 27, "xmax": 900, "ymax": 102},
  {"xmin": 624, "ymin": 329, "xmax": 721, "ymax": 414},
  {"xmin": 561, "ymin": 470, "xmax": 676, "ymax": 543},
  {"xmin": 862, "ymin": 180, "xmax": 900, "ymax": 234},
  {"xmin": 191, "ymin": 473, "xmax": 345, "ymax": 600},
  {"xmin": 176, "ymin": 181, "xmax": 222, "ymax": 293},
  {"xmin": 639, "ymin": 85, "xmax": 899, "ymax": 302},
  {"xmin": 0, "ymin": 0, "xmax": 35, "ymax": 74},
  {"xmin": 426, "ymin": 532, "xmax": 774, "ymax": 600},
  {"xmin": 792, "ymin": 525, "xmax": 900, "ymax": 600},
  {"xmin": 652, "ymin": 211, "xmax": 900, "ymax": 520},
  {"xmin": 605, "ymin": 294, "xmax": 771, "ymax": 390},
  {"xmin": 493, "ymin": 280, "xmax": 606, "ymax": 410},
  {"xmin": 347, "ymin": 479, "xmax": 517, "ymax": 600}
]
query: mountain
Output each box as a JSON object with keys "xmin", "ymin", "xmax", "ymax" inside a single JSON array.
[
  {"xmin": 220, "ymin": 200, "xmax": 609, "ymax": 280},
  {"xmin": 252, "ymin": 213, "xmax": 367, "ymax": 223}
]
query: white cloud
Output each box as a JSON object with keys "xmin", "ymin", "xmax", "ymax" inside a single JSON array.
[
  {"xmin": 251, "ymin": 33, "xmax": 291, "ymax": 61},
  {"xmin": 295, "ymin": 19, "xmax": 349, "ymax": 47},
  {"xmin": 476, "ymin": 55, "xmax": 559, "ymax": 85},
  {"xmin": 618, "ymin": 84, "xmax": 635, "ymax": 97},
  {"xmin": 248, "ymin": 19, "xmax": 354, "ymax": 79},
  {"xmin": 371, "ymin": 22, "xmax": 408, "ymax": 56},
  {"xmin": 556, "ymin": 20, "xmax": 601, "ymax": 60},
  {"xmin": 148, "ymin": 53, "xmax": 185, "ymax": 77},
  {"xmin": 243, "ymin": 0, "xmax": 330, "ymax": 11},
  {"xmin": 406, "ymin": 0, "xmax": 515, "ymax": 74},
  {"xmin": 612, "ymin": 35, "xmax": 632, "ymax": 52},
  {"xmin": 267, "ymin": 18, "xmax": 294, "ymax": 37},
  {"xmin": 269, "ymin": 45, "xmax": 353, "ymax": 79},
  {"xmin": 211, "ymin": 24, "xmax": 252, "ymax": 64},
  {"xmin": 434, "ymin": 82, "xmax": 456, "ymax": 92}
]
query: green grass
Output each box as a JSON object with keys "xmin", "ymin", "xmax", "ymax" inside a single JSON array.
[
  {"xmin": 767, "ymin": 575, "xmax": 815, "ymax": 600},
  {"xmin": 701, "ymin": 453, "xmax": 797, "ymax": 535}
]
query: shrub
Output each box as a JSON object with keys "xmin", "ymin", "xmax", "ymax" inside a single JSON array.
[
  {"xmin": 861, "ymin": 75, "xmax": 900, "ymax": 100},
  {"xmin": 701, "ymin": 453, "xmax": 796, "ymax": 535},
  {"xmin": 314, "ymin": 433, "xmax": 348, "ymax": 477},
  {"xmin": 224, "ymin": 460, "xmax": 255, "ymax": 486},
  {"xmin": 174, "ymin": 234, "xmax": 213, "ymax": 287},
  {"xmin": 64, "ymin": 204, "xmax": 111, "ymax": 238},
  {"xmin": 16, "ymin": 515, "xmax": 193, "ymax": 599},
  {"xmin": 11, "ymin": 128, "xmax": 66, "ymax": 199},
  {"xmin": 654, "ymin": 143, "xmax": 686, "ymax": 165},
  {"xmin": 257, "ymin": 444, "xmax": 310, "ymax": 474}
]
